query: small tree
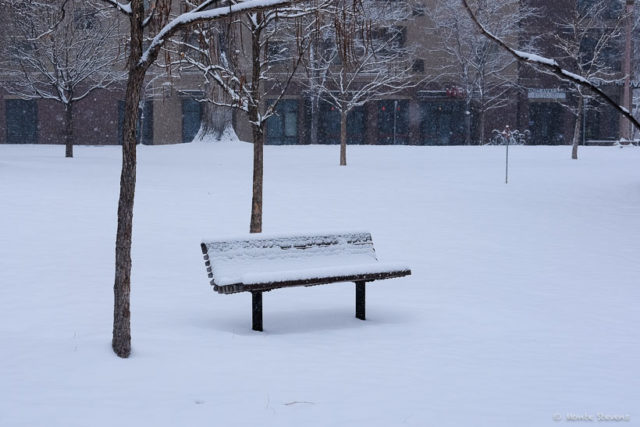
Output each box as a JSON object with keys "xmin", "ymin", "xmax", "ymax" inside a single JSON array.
[
  {"xmin": 176, "ymin": 4, "xmax": 318, "ymax": 232},
  {"xmin": 311, "ymin": 0, "xmax": 416, "ymax": 165},
  {"xmin": 461, "ymin": 0, "xmax": 640, "ymax": 137},
  {"xmin": 0, "ymin": 0, "xmax": 125, "ymax": 157},
  {"xmin": 548, "ymin": 0, "xmax": 626, "ymax": 159},
  {"xmin": 184, "ymin": 18, "xmax": 238, "ymax": 140},
  {"xmin": 98, "ymin": 0, "xmax": 298, "ymax": 357},
  {"xmin": 426, "ymin": 0, "xmax": 538, "ymax": 145}
]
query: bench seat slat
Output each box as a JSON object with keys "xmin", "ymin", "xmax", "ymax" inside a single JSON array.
[
  {"xmin": 241, "ymin": 262, "xmax": 410, "ymax": 286},
  {"xmin": 212, "ymin": 269, "xmax": 411, "ymax": 294}
]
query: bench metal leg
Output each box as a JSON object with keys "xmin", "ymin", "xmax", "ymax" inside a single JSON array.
[
  {"xmin": 355, "ymin": 281, "xmax": 366, "ymax": 320},
  {"xmin": 252, "ymin": 291, "xmax": 263, "ymax": 331}
]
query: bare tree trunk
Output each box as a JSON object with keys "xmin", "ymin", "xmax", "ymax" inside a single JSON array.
[
  {"xmin": 250, "ymin": 124, "xmax": 264, "ymax": 233},
  {"xmin": 249, "ymin": 13, "xmax": 264, "ymax": 234},
  {"xmin": 112, "ymin": 0, "xmax": 145, "ymax": 359},
  {"xmin": 572, "ymin": 95, "xmax": 583, "ymax": 160},
  {"xmin": 202, "ymin": 101, "xmax": 233, "ymax": 139},
  {"xmin": 309, "ymin": 94, "xmax": 319, "ymax": 145},
  {"xmin": 201, "ymin": 82, "xmax": 233, "ymax": 139},
  {"xmin": 212, "ymin": 103, "xmax": 233, "ymax": 139},
  {"xmin": 64, "ymin": 101, "xmax": 73, "ymax": 158},
  {"xmin": 340, "ymin": 108, "xmax": 347, "ymax": 166}
]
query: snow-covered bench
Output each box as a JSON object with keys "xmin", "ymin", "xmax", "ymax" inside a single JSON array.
[{"xmin": 200, "ymin": 232, "xmax": 411, "ymax": 331}]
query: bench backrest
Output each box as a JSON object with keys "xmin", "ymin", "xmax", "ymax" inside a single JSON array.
[{"xmin": 201, "ymin": 232, "xmax": 377, "ymax": 286}]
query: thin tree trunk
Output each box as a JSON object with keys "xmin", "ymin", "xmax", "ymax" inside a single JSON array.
[
  {"xmin": 250, "ymin": 124, "xmax": 264, "ymax": 233},
  {"xmin": 64, "ymin": 101, "xmax": 73, "ymax": 158},
  {"xmin": 340, "ymin": 108, "xmax": 347, "ymax": 166},
  {"xmin": 249, "ymin": 13, "xmax": 264, "ymax": 234},
  {"xmin": 309, "ymin": 94, "xmax": 319, "ymax": 145},
  {"xmin": 572, "ymin": 95, "xmax": 583, "ymax": 160},
  {"xmin": 112, "ymin": 0, "xmax": 146, "ymax": 359}
]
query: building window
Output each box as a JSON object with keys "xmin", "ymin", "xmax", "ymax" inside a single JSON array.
[
  {"xmin": 318, "ymin": 102, "xmax": 365, "ymax": 145},
  {"xmin": 378, "ymin": 100, "xmax": 408, "ymax": 144},
  {"xmin": 580, "ymin": 32, "xmax": 622, "ymax": 72},
  {"xmin": 578, "ymin": 0, "xmax": 624, "ymax": 18},
  {"xmin": 528, "ymin": 102, "xmax": 565, "ymax": 145},
  {"xmin": 372, "ymin": 26, "xmax": 407, "ymax": 53},
  {"xmin": 118, "ymin": 100, "xmax": 153, "ymax": 144},
  {"xmin": 141, "ymin": 101, "xmax": 153, "ymax": 145},
  {"xmin": 182, "ymin": 98, "xmax": 202, "ymax": 143},
  {"xmin": 5, "ymin": 99, "xmax": 37, "ymax": 144},
  {"xmin": 419, "ymin": 101, "xmax": 465, "ymax": 145},
  {"xmin": 266, "ymin": 99, "xmax": 299, "ymax": 145}
]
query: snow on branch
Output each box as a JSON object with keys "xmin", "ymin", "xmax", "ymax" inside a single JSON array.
[
  {"xmin": 102, "ymin": 0, "xmax": 132, "ymax": 14},
  {"xmin": 460, "ymin": 0, "xmax": 640, "ymax": 131},
  {"xmin": 139, "ymin": 0, "xmax": 296, "ymax": 67}
]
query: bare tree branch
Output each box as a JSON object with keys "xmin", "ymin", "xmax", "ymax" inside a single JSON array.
[{"xmin": 461, "ymin": 0, "xmax": 640, "ymax": 131}]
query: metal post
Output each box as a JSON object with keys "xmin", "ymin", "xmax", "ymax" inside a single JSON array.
[
  {"xmin": 355, "ymin": 281, "xmax": 366, "ymax": 320},
  {"xmin": 393, "ymin": 100, "xmax": 398, "ymax": 145},
  {"xmin": 504, "ymin": 125, "xmax": 510, "ymax": 184},
  {"xmin": 252, "ymin": 291, "xmax": 263, "ymax": 331},
  {"xmin": 621, "ymin": 0, "xmax": 635, "ymax": 141},
  {"xmin": 582, "ymin": 98, "xmax": 586, "ymax": 146}
]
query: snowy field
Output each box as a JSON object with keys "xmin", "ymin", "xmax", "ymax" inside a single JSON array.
[{"xmin": 1, "ymin": 142, "xmax": 639, "ymax": 426}]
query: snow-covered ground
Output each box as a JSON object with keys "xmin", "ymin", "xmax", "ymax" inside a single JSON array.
[{"xmin": 1, "ymin": 142, "xmax": 638, "ymax": 426}]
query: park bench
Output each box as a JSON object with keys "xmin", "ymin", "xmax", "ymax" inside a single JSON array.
[{"xmin": 200, "ymin": 231, "xmax": 411, "ymax": 331}]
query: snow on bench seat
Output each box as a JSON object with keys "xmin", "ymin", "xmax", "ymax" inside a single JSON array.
[
  {"xmin": 241, "ymin": 262, "xmax": 411, "ymax": 286},
  {"xmin": 200, "ymin": 231, "xmax": 411, "ymax": 330},
  {"xmin": 200, "ymin": 231, "xmax": 410, "ymax": 293}
]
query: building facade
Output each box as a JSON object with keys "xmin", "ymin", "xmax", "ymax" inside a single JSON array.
[{"xmin": 0, "ymin": 0, "xmax": 634, "ymax": 147}]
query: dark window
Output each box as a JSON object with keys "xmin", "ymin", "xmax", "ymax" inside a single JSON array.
[
  {"xmin": 419, "ymin": 101, "xmax": 465, "ymax": 145},
  {"xmin": 585, "ymin": 108, "xmax": 601, "ymax": 140},
  {"xmin": 182, "ymin": 98, "xmax": 202, "ymax": 143},
  {"xmin": 528, "ymin": 102, "xmax": 565, "ymax": 145},
  {"xmin": 578, "ymin": 0, "xmax": 623, "ymax": 18},
  {"xmin": 141, "ymin": 101, "xmax": 153, "ymax": 145},
  {"xmin": 412, "ymin": 59, "xmax": 425, "ymax": 73},
  {"xmin": 378, "ymin": 100, "xmax": 409, "ymax": 144},
  {"xmin": 5, "ymin": 99, "xmax": 37, "ymax": 144},
  {"xmin": 267, "ymin": 41, "xmax": 289, "ymax": 65},
  {"xmin": 118, "ymin": 100, "xmax": 152, "ymax": 144},
  {"xmin": 580, "ymin": 32, "xmax": 622, "ymax": 72},
  {"xmin": 584, "ymin": 99, "xmax": 619, "ymax": 140},
  {"xmin": 266, "ymin": 99, "xmax": 299, "ymax": 145},
  {"xmin": 318, "ymin": 102, "xmax": 365, "ymax": 145},
  {"xmin": 372, "ymin": 26, "xmax": 407, "ymax": 52}
]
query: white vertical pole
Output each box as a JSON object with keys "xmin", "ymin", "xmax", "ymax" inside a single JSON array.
[{"xmin": 505, "ymin": 125, "xmax": 510, "ymax": 184}]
